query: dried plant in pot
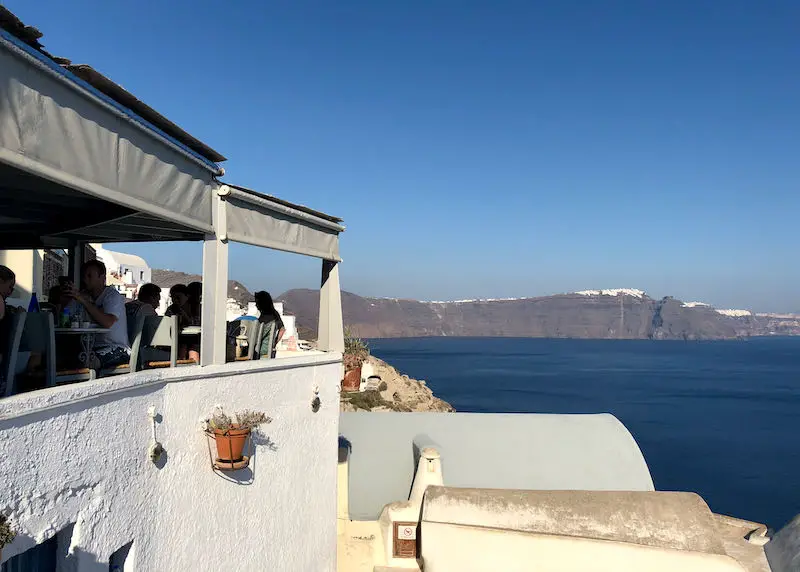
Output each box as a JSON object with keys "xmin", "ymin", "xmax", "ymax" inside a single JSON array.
[
  {"xmin": 0, "ymin": 512, "xmax": 16, "ymax": 561},
  {"xmin": 201, "ymin": 406, "xmax": 272, "ymax": 464},
  {"xmin": 343, "ymin": 328, "xmax": 369, "ymax": 392}
]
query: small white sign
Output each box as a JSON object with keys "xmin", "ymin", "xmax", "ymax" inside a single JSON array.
[{"xmin": 397, "ymin": 525, "xmax": 417, "ymax": 540}]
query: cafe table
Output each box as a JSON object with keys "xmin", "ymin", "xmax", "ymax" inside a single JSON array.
[{"xmin": 54, "ymin": 326, "xmax": 110, "ymax": 368}]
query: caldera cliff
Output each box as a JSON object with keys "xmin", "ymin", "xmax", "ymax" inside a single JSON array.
[{"xmin": 280, "ymin": 289, "xmax": 779, "ymax": 340}]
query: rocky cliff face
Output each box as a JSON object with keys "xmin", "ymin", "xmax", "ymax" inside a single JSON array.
[
  {"xmin": 280, "ymin": 289, "xmax": 761, "ymax": 340},
  {"xmin": 340, "ymin": 356, "xmax": 455, "ymax": 413}
]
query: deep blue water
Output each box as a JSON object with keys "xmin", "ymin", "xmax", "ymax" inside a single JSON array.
[{"xmin": 368, "ymin": 337, "xmax": 800, "ymax": 529}]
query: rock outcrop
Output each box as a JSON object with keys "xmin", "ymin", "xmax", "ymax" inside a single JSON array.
[{"xmin": 340, "ymin": 356, "xmax": 454, "ymax": 413}]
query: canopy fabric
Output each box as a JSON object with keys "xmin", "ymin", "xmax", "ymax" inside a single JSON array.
[
  {"xmin": 0, "ymin": 30, "xmax": 216, "ymax": 234},
  {"xmin": 0, "ymin": 27, "xmax": 344, "ymax": 260},
  {"xmin": 225, "ymin": 186, "xmax": 343, "ymax": 261}
]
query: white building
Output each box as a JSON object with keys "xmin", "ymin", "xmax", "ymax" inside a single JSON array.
[{"xmin": 93, "ymin": 245, "xmax": 151, "ymax": 299}]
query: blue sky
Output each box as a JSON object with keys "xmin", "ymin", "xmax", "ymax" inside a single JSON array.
[{"xmin": 9, "ymin": 1, "xmax": 800, "ymax": 311}]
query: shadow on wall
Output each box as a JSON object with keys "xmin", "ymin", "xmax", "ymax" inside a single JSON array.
[
  {"xmin": 208, "ymin": 432, "xmax": 279, "ymax": 486},
  {"xmin": 67, "ymin": 547, "xmax": 108, "ymax": 572},
  {"xmin": 2, "ymin": 528, "xmax": 108, "ymax": 571},
  {"xmin": 338, "ymin": 435, "xmax": 352, "ymax": 464}
]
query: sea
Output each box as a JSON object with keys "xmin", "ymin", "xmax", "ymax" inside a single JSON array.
[{"xmin": 367, "ymin": 336, "xmax": 800, "ymax": 529}]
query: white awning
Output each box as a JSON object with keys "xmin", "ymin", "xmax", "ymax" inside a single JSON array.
[
  {"xmin": 225, "ymin": 185, "xmax": 344, "ymax": 261},
  {"xmin": 0, "ymin": 30, "xmax": 218, "ymax": 234},
  {"xmin": 0, "ymin": 27, "xmax": 344, "ymax": 262}
]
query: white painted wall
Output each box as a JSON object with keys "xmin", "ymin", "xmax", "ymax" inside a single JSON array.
[
  {"xmin": 0, "ymin": 354, "xmax": 342, "ymax": 571},
  {"xmin": 421, "ymin": 524, "xmax": 747, "ymax": 572},
  {"xmin": 0, "ymin": 249, "xmax": 43, "ymax": 308}
]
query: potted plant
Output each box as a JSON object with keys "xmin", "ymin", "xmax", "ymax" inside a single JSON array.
[
  {"xmin": 343, "ymin": 328, "xmax": 369, "ymax": 392},
  {"xmin": 0, "ymin": 512, "xmax": 16, "ymax": 561},
  {"xmin": 201, "ymin": 406, "xmax": 272, "ymax": 463}
]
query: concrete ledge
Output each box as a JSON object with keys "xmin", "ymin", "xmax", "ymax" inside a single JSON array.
[
  {"xmin": 422, "ymin": 486, "xmax": 726, "ymax": 554},
  {"xmin": 0, "ymin": 352, "xmax": 342, "ymax": 421}
]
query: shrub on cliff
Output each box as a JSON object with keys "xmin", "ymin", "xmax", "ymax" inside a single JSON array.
[
  {"xmin": 344, "ymin": 327, "xmax": 369, "ymax": 370},
  {"xmin": 344, "ymin": 390, "xmax": 385, "ymax": 411},
  {"xmin": 0, "ymin": 512, "xmax": 16, "ymax": 549}
]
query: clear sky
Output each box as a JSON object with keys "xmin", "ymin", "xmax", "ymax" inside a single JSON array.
[{"xmin": 8, "ymin": 1, "xmax": 800, "ymax": 311}]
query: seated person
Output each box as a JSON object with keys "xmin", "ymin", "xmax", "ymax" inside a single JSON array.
[
  {"xmin": 0, "ymin": 265, "xmax": 14, "ymax": 324},
  {"xmin": 165, "ymin": 284, "xmax": 191, "ymax": 328},
  {"xmin": 186, "ymin": 281, "xmax": 203, "ymax": 326},
  {"xmin": 0, "ymin": 265, "xmax": 16, "ymax": 371},
  {"xmin": 165, "ymin": 284, "xmax": 199, "ymax": 363},
  {"xmin": 126, "ymin": 283, "xmax": 162, "ymax": 322},
  {"xmin": 254, "ymin": 291, "xmax": 285, "ymax": 359},
  {"xmin": 63, "ymin": 259, "xmax": 130, "ymax": 369}
]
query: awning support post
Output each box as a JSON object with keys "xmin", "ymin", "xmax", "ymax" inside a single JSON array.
[
  {"xmin": 317, "ymin": 260, "xmax": 344, "ymax": 353},
  {"xmin": 201, "ymin": 190, "xmax": 229, "ymax": 365},
  {"xmin": 67, "ymin": 240, "xmax": 84, "ymax": 282}
]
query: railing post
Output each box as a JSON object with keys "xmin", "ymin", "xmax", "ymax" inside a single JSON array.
[
  {"xmin": 318, "ymin": 260, "xmax": 344, "ymax": 353},
  {"xmin": 201, "ymin": 189, "xmax": 229, "ymax": 365}
]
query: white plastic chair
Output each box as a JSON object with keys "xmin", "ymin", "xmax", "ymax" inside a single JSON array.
[
  {"xmin": 138, "ymin": 315, "xmax": 196, "ymax": 369},
  {"xmin": 2, "ymin": 310, "xmax": 27, "ymax": 397}
]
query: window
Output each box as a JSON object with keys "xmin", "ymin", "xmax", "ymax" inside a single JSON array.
[
  {"xmin": 1, "ymin": 533, "xmax": 57, "ymax": 571},
  {"xmin": 109, "ymin": 541, "xmax": 134, "ymax": 572}
]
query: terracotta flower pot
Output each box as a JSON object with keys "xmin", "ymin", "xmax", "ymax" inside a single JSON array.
[
  {"xmin": 342, "ymin": 366, "xmax": 362, "ymax": 392},
  {"xmin": 213, "ymin": 425, "xmax": 251, "ymax": 461}
]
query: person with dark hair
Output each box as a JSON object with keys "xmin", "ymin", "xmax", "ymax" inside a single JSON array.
[
  {"xmin": 0, "ymin": 265, "xmax": 16, "ymax": 323},
  {"xmin": 254, "ymin": 291, "xmax": 285, "ymax": 359},
  {"xmin": 126, "ymin": 283, "xmax": 162, "ymax": 322},
  {"xmin": 0, "ymin": 265, "xmax": 17, "ymax": 369},
  {"xmin": 186, "ymin": 281, "xmax": 202, "ymax": 326},
  {"xmin": 63, "ymin": 259, "xmax": 130, "ymax": 369},
  {"xmin": 166, "ymin": 284, "xmax": 199, "ymax": 362},
  {"xmin": 165, "ymin": 284, "xmax": 190, "ymax": 324}
]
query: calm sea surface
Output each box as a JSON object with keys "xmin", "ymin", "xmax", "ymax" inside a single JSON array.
[{"xmin": 367, "ymin": 336, "xmax": 800, "ymax": 528}]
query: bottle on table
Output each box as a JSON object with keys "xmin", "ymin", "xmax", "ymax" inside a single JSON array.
[{"xmin": 70, "ymin": 308, "xmax": 80, "ymax": 329}]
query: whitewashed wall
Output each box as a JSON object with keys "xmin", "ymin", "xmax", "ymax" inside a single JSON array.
[{"xmin": 0, "ymin": 354, "xmax": 342, "ymax": 571}]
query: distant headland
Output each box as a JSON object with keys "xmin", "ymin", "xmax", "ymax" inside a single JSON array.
[{"xmin": 277, "ymin": 287, "xmax": 800, "ymax": 341}]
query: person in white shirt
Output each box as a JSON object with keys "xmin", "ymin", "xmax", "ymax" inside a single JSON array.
[{"xmin": 63, "ymin": 259, "xmax": 130, "ymax": 369}]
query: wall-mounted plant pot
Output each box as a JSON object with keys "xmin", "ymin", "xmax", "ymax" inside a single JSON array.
[
  {"xmin": 204, "ymin": 427, "xmax": 254, "ymax": 473},
  {"xmin": 212, "ymin": 426, "xmax": 251, "ymax": 462},
  {"xmin": 342, "ymin": 366, "xmax": 362, "ymax": 392},
  {"xmin": 213, "ymin": 456, "xmax": 250, "ymax": 471}
]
